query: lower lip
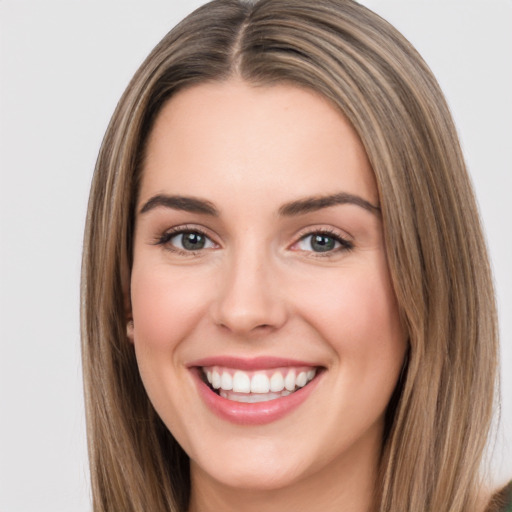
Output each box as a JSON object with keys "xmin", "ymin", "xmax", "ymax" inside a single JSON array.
[{"xmin": 192, "ymin": 368, "xmax": 322, "ymax": 425}]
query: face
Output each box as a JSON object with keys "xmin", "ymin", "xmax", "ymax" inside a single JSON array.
[{"xmin": 129, "ymin": 80, "xmax": 407, "ymax": 496}]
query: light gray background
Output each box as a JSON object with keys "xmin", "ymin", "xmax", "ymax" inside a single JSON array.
[{"xmin": 0, "ymin": 1, "xmax": 510, "ymax": 511}]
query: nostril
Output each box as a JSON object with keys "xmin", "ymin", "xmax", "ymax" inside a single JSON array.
[{"xmin": 217, "ymin": 322, "xmax": 278, "ymax": 338}]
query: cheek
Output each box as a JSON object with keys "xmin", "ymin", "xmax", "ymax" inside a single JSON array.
[
  {"xmin": 130, "ymin": 263, "xmax": 213, "ymax": 352},
  {"xmin": 294, "ymin": 259, "xmax": 406, "ymax": 374},
  {"xmin": 128, "ymin": 262, "xmax": 214, "ymax": 445}
]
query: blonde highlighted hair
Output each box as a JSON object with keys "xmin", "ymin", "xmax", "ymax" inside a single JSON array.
[{"xmin": 81, "ymin": 1, "xmax": 498, "ymax": 510}]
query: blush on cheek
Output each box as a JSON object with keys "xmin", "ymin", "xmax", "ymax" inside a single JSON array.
[
  {"xmin": 299, "ymin": 266, "xmax": 405, "ymax": 366},
  {"xmin": 131, "ymin": 280, "xmax": 171, "ymax": 349},
  {"xmin": 130, "ymin": 266, "xmax": 214, "ymax": 351}
]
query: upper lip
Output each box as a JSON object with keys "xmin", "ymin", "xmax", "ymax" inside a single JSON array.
[{"xmin": 187, "ymin": 356, "xmax": 321, "ymax": 371}]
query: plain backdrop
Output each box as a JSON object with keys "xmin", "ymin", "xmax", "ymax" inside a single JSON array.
[{"xmin": 0, "ymin": 1, "xmax": 511, "ymax": 511}]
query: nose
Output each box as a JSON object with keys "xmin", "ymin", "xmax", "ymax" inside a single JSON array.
[{"xmin": 211, "ymin": 247, "xmax": 288, "ymax": 337}]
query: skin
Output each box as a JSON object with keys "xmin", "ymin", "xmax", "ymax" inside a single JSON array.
[{"xmin": 128, "ymin": 80, "xmax": 408, "ymax": 512}]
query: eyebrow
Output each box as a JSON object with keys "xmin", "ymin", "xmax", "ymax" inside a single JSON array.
[
  {"xmin": 139, "ymin": 192, "xmax": 380, "ymax": 217},
  {"xmin": 139, "ymin": 194, "xmax": 218, "ymax": 216},
  {"xmin": 278, "ymin": 192, "xmax": 380, "ymax": 216}
]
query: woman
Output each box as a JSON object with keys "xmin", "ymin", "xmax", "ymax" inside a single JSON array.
[{"xmin": 81, "ymin": 0, "xmax": 508, "ymax": 510}]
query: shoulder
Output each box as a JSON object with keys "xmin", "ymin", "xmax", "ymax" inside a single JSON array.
[{"xmin": 485, "ymin": 481, "xmax": 512, "ymax": 512}]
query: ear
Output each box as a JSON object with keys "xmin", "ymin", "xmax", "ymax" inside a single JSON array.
[
  {"xmin": 126, "ymin": 319, "xmax": 135, "ymax": 342},
  {"xmin": 121, "ymin": 246, "xmax": 134, "ymax": 343}
]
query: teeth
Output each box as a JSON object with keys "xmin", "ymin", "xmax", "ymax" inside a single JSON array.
[
  {"xmin": 220, "ymin": 389, "xmax": 292, "ymax": 403},
  {"xmin": 296, "ymin": 371, "xmax": 307, "ymax": 388},
  {"xmin": 232, "ymin": 371, "xmax": 251, "ymax": 393},
  {"xmin": 221, "ymin": 371, "xmax": 233, "ymax": 390},
  {"xmin": 251, "ymin": 373, "xmax": 270, "ymax": 393},
  {"xmin": 212, "ymin": 371, "xmax": 221, "ymax": 389},
  {"xmin": 270, "ymin": 372, "xmax": 285, "ymax": 392},
  {"xmin": 204, "ymin": 366, "xmax": 317, "ymax": 396},
  {"xmin": 284, "ymin": 369, "xmax": 296, "ymax": 391}
]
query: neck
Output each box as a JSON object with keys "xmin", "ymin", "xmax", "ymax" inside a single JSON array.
[{"xmin": 188, "ymin": 430, "xmax": 380, "ymax": 512}]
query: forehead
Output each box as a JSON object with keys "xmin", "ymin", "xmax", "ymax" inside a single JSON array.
[{"xmin": 139, "ymin": 79, "xmax": 377, "ymax": 209}]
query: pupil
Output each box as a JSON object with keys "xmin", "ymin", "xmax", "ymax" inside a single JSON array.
[
  {"xmin": 311, "ymin": 234, "xmax": 335, "ymax": 252},
  {"xmin": 182, "ymin": 232, "xmax": 205, "ymax": 250}
]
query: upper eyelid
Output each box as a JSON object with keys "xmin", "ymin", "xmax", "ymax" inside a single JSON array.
[
  {"xmin": 155, "ymin": 227, "xmax": 218, "ymax": 257},
  {"xmin": 161, "ymin": 224, "xmax": 215, "ymax": 238},
  {"xmin": 290, "ymin": 226, "xmax": 354, "ymax": 254},
  {"xmin": 293, "ymin": 225, "xmax": 353, "ymax": 242},
  {"xmin": 154, "ymin": 225, "xmax": 218, "ymax": 247}
]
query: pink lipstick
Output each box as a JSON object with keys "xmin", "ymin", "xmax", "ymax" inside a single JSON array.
[{"xmin": 188, "ymin": 357, "xmax": 323, "ymax": 425}]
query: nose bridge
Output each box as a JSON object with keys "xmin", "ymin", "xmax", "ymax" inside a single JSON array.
[{"xmin": 213, "ymin": 236, "xmax": 287, "ymax": 335}]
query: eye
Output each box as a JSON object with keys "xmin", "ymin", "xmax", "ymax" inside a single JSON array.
[
  {"xmin": 294, "ymin": 231, "xmax": 353, "ymax": 254},
  {"xmin": 157, "ymin": 228, "xmax": 217, "ymax": 253}
]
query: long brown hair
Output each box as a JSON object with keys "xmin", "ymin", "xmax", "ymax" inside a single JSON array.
[{"xmin": 81, "ymin": 1, "xmax": 498, "ymax": 510}]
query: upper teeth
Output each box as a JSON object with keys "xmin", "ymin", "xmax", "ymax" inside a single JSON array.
[{"xmin": 204, "ymin": 366, "xmax": 317, "ymax": 394}]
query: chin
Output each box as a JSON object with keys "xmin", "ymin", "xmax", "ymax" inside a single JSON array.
[{"xmin": 191, "ymin": 453, "xmax": 309, "ymax": 492}]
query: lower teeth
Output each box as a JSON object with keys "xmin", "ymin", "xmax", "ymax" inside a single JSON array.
[{"xmin": 219, "ymin": 389, "xmax": 292, "ymax": 403}]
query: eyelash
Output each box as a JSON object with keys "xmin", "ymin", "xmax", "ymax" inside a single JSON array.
[
  {"xmin": 154, "ymin": 226, "xmax": 354, "ymax": 257},
  {"xmin": 154, "ymin": 225, "xmax": 214, "ymax": 256},
  {"xmin": 292, "ymin": 228, "xmax": 354, "ymax": 256}
]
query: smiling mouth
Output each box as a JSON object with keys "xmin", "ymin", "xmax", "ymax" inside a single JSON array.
[{"xmin": 200, "ymin": 366, "xmax": 319, "ymax": 403}]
